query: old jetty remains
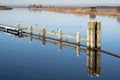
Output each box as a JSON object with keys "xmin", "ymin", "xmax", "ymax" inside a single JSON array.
[
  {"xmin": 1, "ymin": 21, "xmax": 120, "ymax": 77},
  {"xmin": 0, "ymin": 21, "xmax": 101, "ymax": 50}
]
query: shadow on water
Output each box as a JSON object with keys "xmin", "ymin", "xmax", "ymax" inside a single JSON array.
[{"xmin": 0, "ymin": 27, "xmax": 120, "ymax": 78}]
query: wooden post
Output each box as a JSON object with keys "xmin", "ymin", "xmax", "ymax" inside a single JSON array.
[
  {"xmin": 18, "ymin": 29, "xmax": 22, "ymax": 37},
  {"xmin": 87, "ymin": 22, "xmax": 91, "ymax": 49},
  {"xmin": 29, "ymin": 26, "xmax": 33, "ymax": 34},
  {"xmin": 5, "ymin": 28, "xmax": 8, "ymax": 32},
  {"xmin": 29, "ymin": 26, "xmax": 33, "ymax": 42},
  {"xmin": 96, "ymin": 21, "xmax": 101, "ymax": 49},
  {"xmin": 76, "ymin": 32, "xmax": 80, "ymax": 44},
  {"xmin": 87, "ymin": 21, "xmax": 101, "ymax": 49},
  {"xmin": 42, "ymin": 27, "xmax": 46, "ymax": 36},
  {"xmin": 18, "ymin": 24, "xmax": 22, "ymax": 37},
  {"xmin": 58, "ymin": 28, "xmax": 62, "ymax": 40},
  {"xmin": 90, "ymin": 21, "xmax": 96, "ymax": 49}
]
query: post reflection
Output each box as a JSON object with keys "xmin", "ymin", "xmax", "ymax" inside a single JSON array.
[
  {"xmin": 58, "ymin": 41, "xmax": 62, "ymax": 51},
  {"xmin": 29, "ymin": 7, "xmax": 120, "ymax": 22},
  {"xmin": 89, "ymin": 7, "xmax": 96, "ymax": 19},
  {"xmin": 42, "ymin": 36, "xmax": 46, "ymax": 46},
  {"xmin": 0, "ymin": 30, "xmax": 101, "ymax": 77},
  {"xmin": 76, "ymin": 45, "xmax": 80, "ymax": 57},
  {"xmin": 87, "ymin": 49, "xmax": 101, "ymax": 77},
  {"xmin": 29, "ymin": 34, "xmax": 33, "ymax": 42},
  {"xmin": 29, "ymin": 35, "xmax": 101, "ymax": 77},
  {"xmin": 2, "ymin": 30, "xmax": 120, "ymax": 78}
]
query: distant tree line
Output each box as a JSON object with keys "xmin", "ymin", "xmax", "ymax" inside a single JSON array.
[
  {"xmin": 28, "ymin": 4, "xmax": 82, "ymax": 9},
  {"xmin": 28, "ymin": 4, "xmax": 42, "ymax": 8}
]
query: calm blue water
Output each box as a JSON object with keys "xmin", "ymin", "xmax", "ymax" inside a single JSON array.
[{"xmin": 0, "ymin": 8, "xmax": 120, "ymax": 80}]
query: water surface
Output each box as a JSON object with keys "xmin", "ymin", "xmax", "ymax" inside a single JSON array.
[{"xmin": 0, "ymin": 8, "xmax": 120, "ymax": 80}]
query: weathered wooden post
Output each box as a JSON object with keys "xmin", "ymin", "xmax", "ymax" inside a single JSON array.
[
  {"xmin": 91, "ymin": 21, "xmax": 96, "ymax": 49},
  {"xmin": 87, "ymin": 21, "xmax": 101, "ymax": 49},
  {"xmin": 18, "ymin": 24, "xmax": 22, "ymax": 37},
  {"xmin": 29, "ymin": 26, "xmax": 33, "ymax": 34},
  {"xmin": 76, "ymin": 32, "xmax": 80, "ymax": 57},
  {"xmin": 29, "ymin": 26, "xmax": 33, "ymax": 42},
  {"xmin": 96, "ymin": 21, "xmax": 101, "ymax": 49},
  {"xmin": 58, "ymin": 28, "xmax": 62, "ymax": 40},
  {"xmin": 5, "ymin": 28, "xmax": 8, "ymax": 32},
  {"xmin": 76, "ymin": 32, "xmax": 80, "ymax": 44},
  {"xmin": 58, "ymin": 29, "xmax": 62, "ymax": 50},
  {"xmin": 42, "ymin": 27, "xmax": 46, "ymax": 46},
  {"xmin": 87, "ymin": 22, "xmax": 91, "ymax": 49},
  {"xmin": 42, "ymin": 27, "xmax": 46, "ymax": 36}
]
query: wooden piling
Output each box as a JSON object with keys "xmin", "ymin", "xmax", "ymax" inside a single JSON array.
[
  {"xmin": 28, "ymin": 26, "xmax": 33, "ymax": 42},
  {"xmin": 18, "ymin": 24, "xmax": 22, "ymax": 37},
  {"xmin": 87, "ymin": 22, "xmax": 91, "ymax": 49},
  {"xmin": 29, "ymin": 26, "xmax": 33, "ymax": 34},
  {"xmin": 5, "ymin": 28, "xmax": 8, "ymax": 32},
  {"xmin": 76, "ymin": 32, "xmax": 80, "ymax": 44},
  {"xmin": 90, "ymin": 21, "xmax": 96, "ymax": 49},
  {"xmin": 42, "ymin": 27, "xmax": 46, "ymax": 36},
  {"xmin": 96, "ymin": 21, "xmax": 101, "ymax": 49},
  {"xmin": 58, "ymin": 28, "xmax": 62, "ymax": 40},
  {"xmin": 42, "ymin": 27, "xmax": 46, "ymax": 46},
  {"xmin": 0, "ymin": 21, "xmax": 101, "ymax": 50},
  {"xmin": 87, "ymin": 21, "xmax": 101, "ymax": 49}
]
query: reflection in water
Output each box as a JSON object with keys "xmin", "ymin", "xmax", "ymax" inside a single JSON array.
[
  {"xmin": 87, "ymin": 49, "xmax": 100, "ymax": 77},
  {"xmin": 0, "ymin": 30, "xmax": 102, "ymax": 78},
  {"xmin": 89, "ymin": 7, "xmax": 96, "ymax": 19},
  {"xmin": 42, "ymin": 36, "xmax": 46, "ymax": 46},
  {"xmin": 117, "ymin": 17, "xmax": 120, "ymax": 24},
  {"xmin": 29, "ymin": 34, "xmax": 33, "ymax": 42},
  {"xmin": 58, "ymin": 41, "xmax": 62, "ymax": 51},
  {"xmin": 0, "ymin": 29, "xmax": 120, "ymax": 78},
  {"xmin": 30, "ymin": 7, "xmax": 120, "ymax": 23}
]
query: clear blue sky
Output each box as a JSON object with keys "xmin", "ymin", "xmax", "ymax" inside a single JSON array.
[{"xmin": 1, "ymin": 0, "xmax": 120, "ymax": 6}]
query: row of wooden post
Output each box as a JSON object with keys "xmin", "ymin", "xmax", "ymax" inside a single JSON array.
[
  {"xmin": 28, "ymin": 26, "xmax": 81, "ymax": 44},
  {"xmin": 19, "ymin": 21, "xmax": 101, "ymax": 49}
]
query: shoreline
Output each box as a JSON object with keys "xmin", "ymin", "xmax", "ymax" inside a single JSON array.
[
  {"xmin": 0, "ymin": 6, "xmax": 13, "ymax": 10},
  {"xmin": 30, "ymin": 7, "xmax": 120, "ymax": 17}
]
